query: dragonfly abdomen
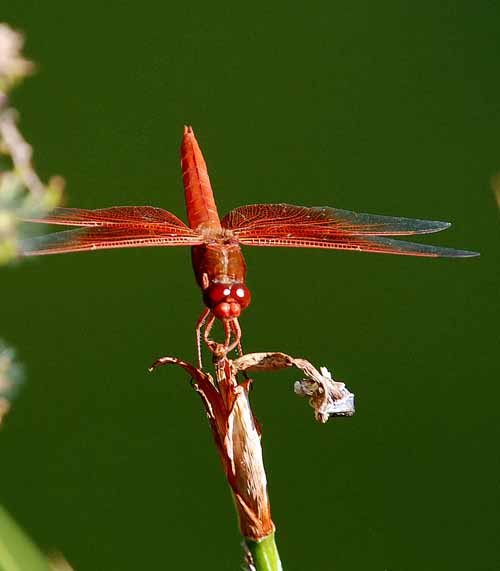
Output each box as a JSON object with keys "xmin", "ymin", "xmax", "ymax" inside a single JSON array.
[{"xmin": 181, "ymin": 126, "xmax": 221, "ymax": 231}]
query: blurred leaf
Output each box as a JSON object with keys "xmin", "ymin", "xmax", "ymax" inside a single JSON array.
[{"xmin": 0, "ymin": 506, "xmax": 51, "ymax": 571}]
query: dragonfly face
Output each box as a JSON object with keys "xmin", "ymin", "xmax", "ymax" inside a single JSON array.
[{"xmin": 203, "ymin": 282, "xmax": 251, "ymax": 319}]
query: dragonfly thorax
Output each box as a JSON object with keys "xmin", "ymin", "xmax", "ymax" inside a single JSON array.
[{"xmin": 203, "ymin": 282, "xmax": 251, "ymax": 320}]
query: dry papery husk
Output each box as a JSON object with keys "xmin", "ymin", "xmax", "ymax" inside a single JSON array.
[{"xmin": 149, "ymin": 351, "xmax": 354, "ymax": 540}]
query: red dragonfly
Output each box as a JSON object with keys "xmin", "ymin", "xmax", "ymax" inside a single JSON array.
[{"xmin": 22, "ymin": 126, "xmax": 479, "ymax": 366}]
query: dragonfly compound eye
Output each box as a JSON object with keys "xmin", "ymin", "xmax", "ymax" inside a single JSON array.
[
  {"xmin": 204, "ymin": 283, "xmax": 232, "ymax": 308},
  {"xmin": 231, "ymin": 284, "xmax": 251, "ymax": 310},
  {"xmin": 204, "ymin": 282, "xmax": 251, "ymax": 319}
]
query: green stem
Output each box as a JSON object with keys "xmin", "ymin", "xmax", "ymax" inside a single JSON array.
[
  {"xmin": 0, "ymin": 505, "xmax": 51, "ymax": 571},
  {"xmin": 245, "ymin": 533, "xmax": 283, "ymax": 571}
]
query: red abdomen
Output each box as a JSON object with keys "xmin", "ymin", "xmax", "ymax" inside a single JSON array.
[{"xmin": 181, "ymin": 126, "xmax": 221, "ymax": 231}]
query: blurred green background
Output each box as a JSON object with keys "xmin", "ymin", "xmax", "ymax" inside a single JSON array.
[{"xmin": 1, "ymin": 2, "xmax": 499, "ymax": 570}]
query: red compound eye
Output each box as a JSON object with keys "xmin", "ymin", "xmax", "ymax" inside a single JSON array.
[
  {"xmin": 231, "ymin": 284, "xmax": 251, "ymax": 309},
  {"xmin": 203, "ymin": 283, "xmax": 232, "ymax": 308}
]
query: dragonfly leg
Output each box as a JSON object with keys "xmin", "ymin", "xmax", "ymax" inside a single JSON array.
[
  {"xmin": 202, "ymin": 316, "xmax": 243, "ymax": 362},
  {"xmin": 230, "ymin": 318, "xmax": 243, "ymax": 356},
  {"xmin": 195, "ymin": 308, "xmax": 211, "ymax": 368},
  {"xmin": 203, "ymin": 314, "xmax": 231, "ymax": 360},
  {"xmin": 220, "ymin": 318, "xmax": 241, "ymax": 357},
  {"xmin": 223, "ymin": 319, "xmax": 232, "ymax": 350},
  {"xmin": 203, "ymin": 313, "xmax": 216, "ymax": 346}
]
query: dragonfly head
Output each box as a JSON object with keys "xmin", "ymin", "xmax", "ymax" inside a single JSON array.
[{"xmin": 204, "ymin": 282, "xmax": 251, "ymax": 320}]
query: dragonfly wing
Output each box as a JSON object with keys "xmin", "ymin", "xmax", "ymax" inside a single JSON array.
[
  {"xmin": 22, "ymin": 205, "xmax": 194, "ymax": 233},
  {"xmin": 233, "ymin": 233, "xmax": 478, "ymax": 258},
  {"xmin": 222, "ymin": 203, "xmax": 451, "ymax": 236},
  {"xmin": 21, "ymin": 226, "xmax": 204, "ymax": 256},
  {"xmin": 222, "ymin": 204, "xmax": 478, "ymax": 258}
]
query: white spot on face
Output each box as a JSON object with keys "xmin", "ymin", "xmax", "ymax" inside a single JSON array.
[
  {"xmin": 223, "ymin": 288, "xmax": 231, "ymax": 296},
  {"xmin": 235, "ymin": 287, "xmax": 245, "ymax": 298}
]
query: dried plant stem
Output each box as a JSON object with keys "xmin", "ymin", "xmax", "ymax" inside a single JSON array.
[{"xmin": 149, "ymin": 350, "xmax": 354, "ymax": 570}]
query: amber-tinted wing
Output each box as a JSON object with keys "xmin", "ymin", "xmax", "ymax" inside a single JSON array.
[
  {"xmin": 22, "ymin": 226, "xmax": 204, "ymax": 256},
  {"xmin": 221, "ymin": 203, "xmax": 479, "ymax": 258},
  {"xmin": 21, "ymin": 206, "xmax": 204, "ymax": 256},
  {"xmin": 23, "ymin": 206, "xmax": 193, "ymax": 230}
]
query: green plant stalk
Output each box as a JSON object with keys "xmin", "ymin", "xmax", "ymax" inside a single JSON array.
[
  {"xmin": 245, "ymin": 533, "xmax": 283, "ymax": 571},
  {"xmin": 0, "ymin": 505, "xmax": 51, "ymax": 571}
]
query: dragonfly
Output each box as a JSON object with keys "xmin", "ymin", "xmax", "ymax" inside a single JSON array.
[{"xmin": 22, "ymin": 126, "xmax": 479, "ymax": 366}]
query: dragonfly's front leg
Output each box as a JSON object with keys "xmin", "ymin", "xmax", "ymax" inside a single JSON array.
[
  {"xmin": 230, "ymin": 318, "xmax": 243, "ymax": 357},
  {"xmin": 214, "ymin": 318, "xmax": 242, "ymax": 356},
  {"xmin": 195, "ymin": 308, "xmax": 211, "ymax": 368},
  {"xmin": 202, "ymin": 316, "xmax": 242, "ymax": 361},
  {"xmin": 223, "ymin": 320, "xmax": 232, "ymax": 350},
  {"xmin": 202, "ymin": 313, "xmax": 218, "ymax": 358}
]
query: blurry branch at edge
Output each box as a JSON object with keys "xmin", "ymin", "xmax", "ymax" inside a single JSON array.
[
  {"xmin": 0, "ymin": 23, "xmax": 71, "ymax": 571},
  {"xmin": 0, "ymin": 21, "xmax": 64, "ymax": 420},
  {"xmin": 0, "ymin": 22, "xmax": 63, "ymax": 266}
]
